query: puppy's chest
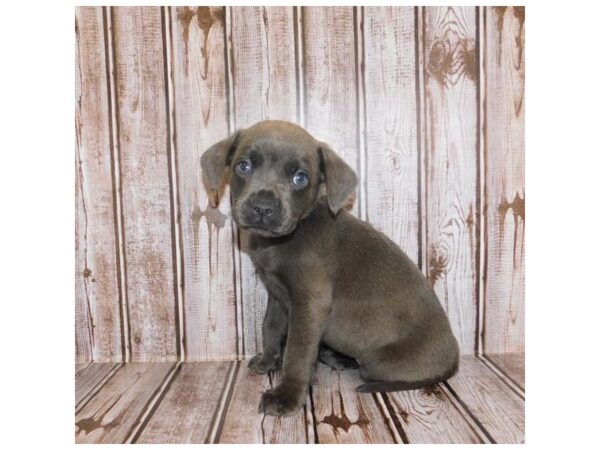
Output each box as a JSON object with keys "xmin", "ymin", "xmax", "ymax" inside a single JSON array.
[{"xmin": 250, "ymin": 247, "xmax": 290, "ymax": 301}]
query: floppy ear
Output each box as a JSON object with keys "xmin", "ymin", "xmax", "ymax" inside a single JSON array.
[
  {"xmin": 318, "ymin": 144, "xmax": 357, "ymax": 214},
  {"xmin": 200, "ymin": 131, "xmax": 242, "ymax": 207}
]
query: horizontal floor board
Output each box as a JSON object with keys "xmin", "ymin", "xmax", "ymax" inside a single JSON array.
[
  {"xmin": 445, "ymin": 356, "xmax": 525, "ymax": 443},
  {"xmin": 75, "ymin": 363, "xmax": 120, "ymax": 407},
  {"xmin": 74, "ymin": 355, "xmax": 525, "ymax": 444},
  {"xmin": 75, "ymin": 363, "xmax": 90, "ymax": 378},
  {"xmin": 311, "ymin": 364, "xmax": 399, "ymax": 443},
  {"xmin": 485, "ymin": 353, "xmax": 525, "ymax": 390},
  {"xmin": 384, "ymin": 384, "xmax": 484, "ymax": 443},
  {"xmin": 75, "ymin": 362, "xmax": 175, "ymax": 444},
  {"xmin": 136, "ymin": 361, "xmax": 233, "ymax": 443},
  {"xmin": 217, "ymin": 362, "xmax": 311, "ymax": 443}
]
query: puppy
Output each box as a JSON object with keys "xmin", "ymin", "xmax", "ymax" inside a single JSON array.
[{"xmin": 201, "ymin": 120, "xmax": 459, "ymax": 416}]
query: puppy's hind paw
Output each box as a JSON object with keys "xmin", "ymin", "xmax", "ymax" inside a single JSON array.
[{"xmin": 318, "ymin": 345, "xmax": 360, "ymax": 371}]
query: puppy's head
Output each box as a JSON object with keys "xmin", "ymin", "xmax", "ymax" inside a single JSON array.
[{"xmin": 201, "ymin": 120, "xmax": 357, "ymax": 237}]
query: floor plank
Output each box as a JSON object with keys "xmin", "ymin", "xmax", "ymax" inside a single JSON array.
[
  {"xmin": 75, "ymin": 363, "xmax": 91, "ymax": 378},
  {"xmin": 384, "ymin": 384, "xmax": 484, "ymax": 443},
  {"xmin": 485, "ymin": 353, "xmax": 525, "ymax": 390},
  {"xmin": 311, "ymin": 364, "xmax": 398, "ymax": 443},
  {"xmin": 446, "ymin": 356, "xmax": 525, "ymax": 443},
  {"xmin": 75, "ymin": 362, "xmax": 175, "ymax": 444},
  {"xmin": 75, "ymin": 363, "xmax": 120, "ymax": 407},
  {"xmin": 218, "ymin": 363, "xmax": 311, "ymax": 443},
  {"xmin": 136, "ymin": 361, "xmax": 233, "ymax": 443}
]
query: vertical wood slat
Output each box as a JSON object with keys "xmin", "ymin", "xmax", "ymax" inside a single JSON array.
[
  {"xmin": 422, "ymin": 6, "xmax": 480, "ymax": 353},
  {"xmin": 228, "ymin": 6, "xmax": 298, "ymax": 357},
  {"xmin": 170, "ymin": 6, "xmax": 238, "ymax": 361},
  {"xmin": 75, "ymin": 6, "xmax": 123, "ymax": 362},
  {"xmin": 363, "ymin": 6, "xmax": 420, "ymax": 261},
  {"xmin": 111, "ymin": 6, "xmax": 178, "ymax": 361},
  {"xmin": 303, "ymin": 6, "xmax": 359, "ymax": 215},
  {"xmin": 482, "ymin": 6, "xmax": 525, "ymax": 354},
  {"xmin": 75, "ymin": 6, "xmax": 525, "ymax": 363}
]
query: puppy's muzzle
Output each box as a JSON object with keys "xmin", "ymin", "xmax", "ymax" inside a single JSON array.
[{"xmin": 239, "ymin": 189, "xmax": 289, "ymax": 235}]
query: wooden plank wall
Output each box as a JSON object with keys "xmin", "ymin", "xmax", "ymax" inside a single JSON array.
[{"xmin": 75, "ymin": 6, "xmax": 525, "ymax": 362}]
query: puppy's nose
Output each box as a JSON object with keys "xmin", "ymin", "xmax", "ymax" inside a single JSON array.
[
  {"xmin": 253, "ymin": 205, "xmax": 273, "ymax": 217},
  {"xmin": 248, "ymin": 189, "xmax": 280, "ymax": 220}
]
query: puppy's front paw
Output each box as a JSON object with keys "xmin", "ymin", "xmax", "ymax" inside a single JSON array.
[
  {"xmin": 258, "ymin": 385, "xmax": 306, "ymax": 416},
  {"xmin": 248, "ymin": 353, "xmax": 281, "ymax": 374}
]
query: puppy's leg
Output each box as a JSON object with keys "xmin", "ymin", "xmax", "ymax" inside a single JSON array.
[
  {"xmin": 248, "ymin": 295, "xmax": 287, "ymax": 374},
  {"xmin": 259, "ymin": 288, "xmax": 331, "ymax": 416},
  {"xmin": 318, "ymin": 343, "xmax": 359, "ymax": 370}
]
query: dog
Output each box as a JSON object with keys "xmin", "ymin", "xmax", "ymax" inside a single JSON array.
[{"xmin": 201, "ymin": 120, "xmax": 459, "ymax": 416}]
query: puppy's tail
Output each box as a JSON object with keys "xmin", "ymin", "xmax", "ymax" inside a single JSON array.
[{"xmin": 355, "ymin": 364, "xmax": 458, "ymax": 393}]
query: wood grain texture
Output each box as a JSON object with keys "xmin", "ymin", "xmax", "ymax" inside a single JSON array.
[
  {"xmin": 136, "ymin": 361, "xmax": 233, "ymax": 443},
  {"xmin": 423, "ymin": 6, "xmax": 479, "ymax": 353},
  {"xmin": 76, "ymin": 363, "xmax": 91, "ymax": 377},
  {"xmin": 75, "ymin": 363, "xmax": 120, "ymax": 407},
  {"xmin": 303, "ymin": 6, "xmax": 360, "ymax": 215},
  {"xmin": 485, "ymin": 353, "xmax": 524, "ymax": 389},
  {"xmin": 385, "ymin": 385, "xmax": 483, "ymax": 443},
  {"xmin": 75, "ymin": 362, "xmax": 175, "ymax": 443},
  {"xmin": 169, "ymin": 6, "xmax": 238, "ymax": 361},
  {"xmin": 311, "ymin": 365, "xmax": 397, "ymax": 443},
  {"xmin": 228, "ymin": 6, "xmax": 298, "ymax": 357},
  {"xmin": 363, "ymin": 7, "xmax": 420, "ymax": 262},
  {"xmin": 446, "ymin": 356, "xmax": 524, "ymax": 443},
  {"xmin": 75, "ymin": 6, "xmax": 525, "ymax": 367},
  {"xmin": 111, "ymin": 7, "xmax": 178, "ymax": 361},
  {"xmin": 75, "ymin": 6, "xmax": 123, "ymax": 363},
  {"xmin": 483, "ymin": 6, "xmax": 525, "ymax": 354},
  {"xmin": 218, "ymin": 365, "xmax": 311, "ymax": 443}
]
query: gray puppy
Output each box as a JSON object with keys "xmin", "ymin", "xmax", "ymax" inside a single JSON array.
[{"xmin": 201, "ymin": 120, "xmax": 459, "ymax": 417}]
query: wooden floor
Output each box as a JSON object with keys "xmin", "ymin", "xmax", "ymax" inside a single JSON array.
[{"xmin": 75, "ymin": 354, "xmax": 524, "ymax": 444}]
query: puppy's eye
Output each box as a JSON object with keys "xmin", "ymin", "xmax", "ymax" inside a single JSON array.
[
  {"xmin": 235, "ymin": 160, "xmax": 252, "ymax": 176},
  {"xmin": 292, "ymin": 171, "xmax": 309, "ymax": 187}
]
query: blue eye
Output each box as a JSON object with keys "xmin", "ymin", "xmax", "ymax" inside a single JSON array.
[
  {"xmin": 292, "ymin": 171, "xmax": 309, "ymax": 187},
  {"xmin": 235, "ymin": 160, "xmax": 252, "ymax": 175}
]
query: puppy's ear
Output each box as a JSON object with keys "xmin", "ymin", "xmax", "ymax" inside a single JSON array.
[
  {"xmin": 201, "ymin": 131, "xmax": 242, "ymax": 207},
  {"xmin": 318, "ymin": 144, "xmax": 357, "ymax": 214}
]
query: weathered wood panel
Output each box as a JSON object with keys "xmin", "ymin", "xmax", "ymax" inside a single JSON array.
[
  {"xmin": 75, "ymin": 5, "xmax": 525, "ymax": 365},
  {"xmin": 303, "ymin": 6, "xmax": 359, "ymax": 215},
  {"xmin": 363, "ymin": 7, "xmax": 420, "ymax": 262},
  {"xmin": 311, "ymin": 365, "xmax": 398, "ymax": 443},
  {"xmin": 228, "ymin": 6, "xmax": 298, "ymax": 357},
  {"xmin": 111, "ymin": 7, "xmax": 178, "ymax": 361},
  {"xmin": 75, "ymin": 362, "xmax": 175, "ymax": 443},
  {"xmin": 483, "ymin": 6, "xmax": 525, "ymax": 354},
  {"xmin": 76, "ymin": 363, "xmax": 91, "ymax": 377},
  {"xmin": 385, "ymin": 386, "xmax": 483, "ymax": 443},
  {"xmin": 423, "ymin": 6, "xmax": 479, "ymax": 353},
  {"xmin": 218, "ymin": 365, "xmax": 311, "ymax": 443},
  {"xmin": 485, "ymin": 353, "xmax": 525, "ymax": 390},
  {"xmin": 136, "ymin": 361, "xmax": 233, "ymax": 443},
  {"xmin": 75, "ymin": 363, "xmax": 120, "ymax": 407},
  {"xmin": 75, "ymin": 6, "xmax": 123, "ymax": 363},
  {"xmin": 446, "ymin": 356, "xmax": 525, "ymax": 443},
  {"xmin": 170, "ymin": 6, "xmax": 238, "ymax": 361}
]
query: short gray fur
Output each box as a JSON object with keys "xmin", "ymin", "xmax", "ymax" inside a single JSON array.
[{"xmin": 201, "ymin": 120, "xmax": 459, "ymax": 416}]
